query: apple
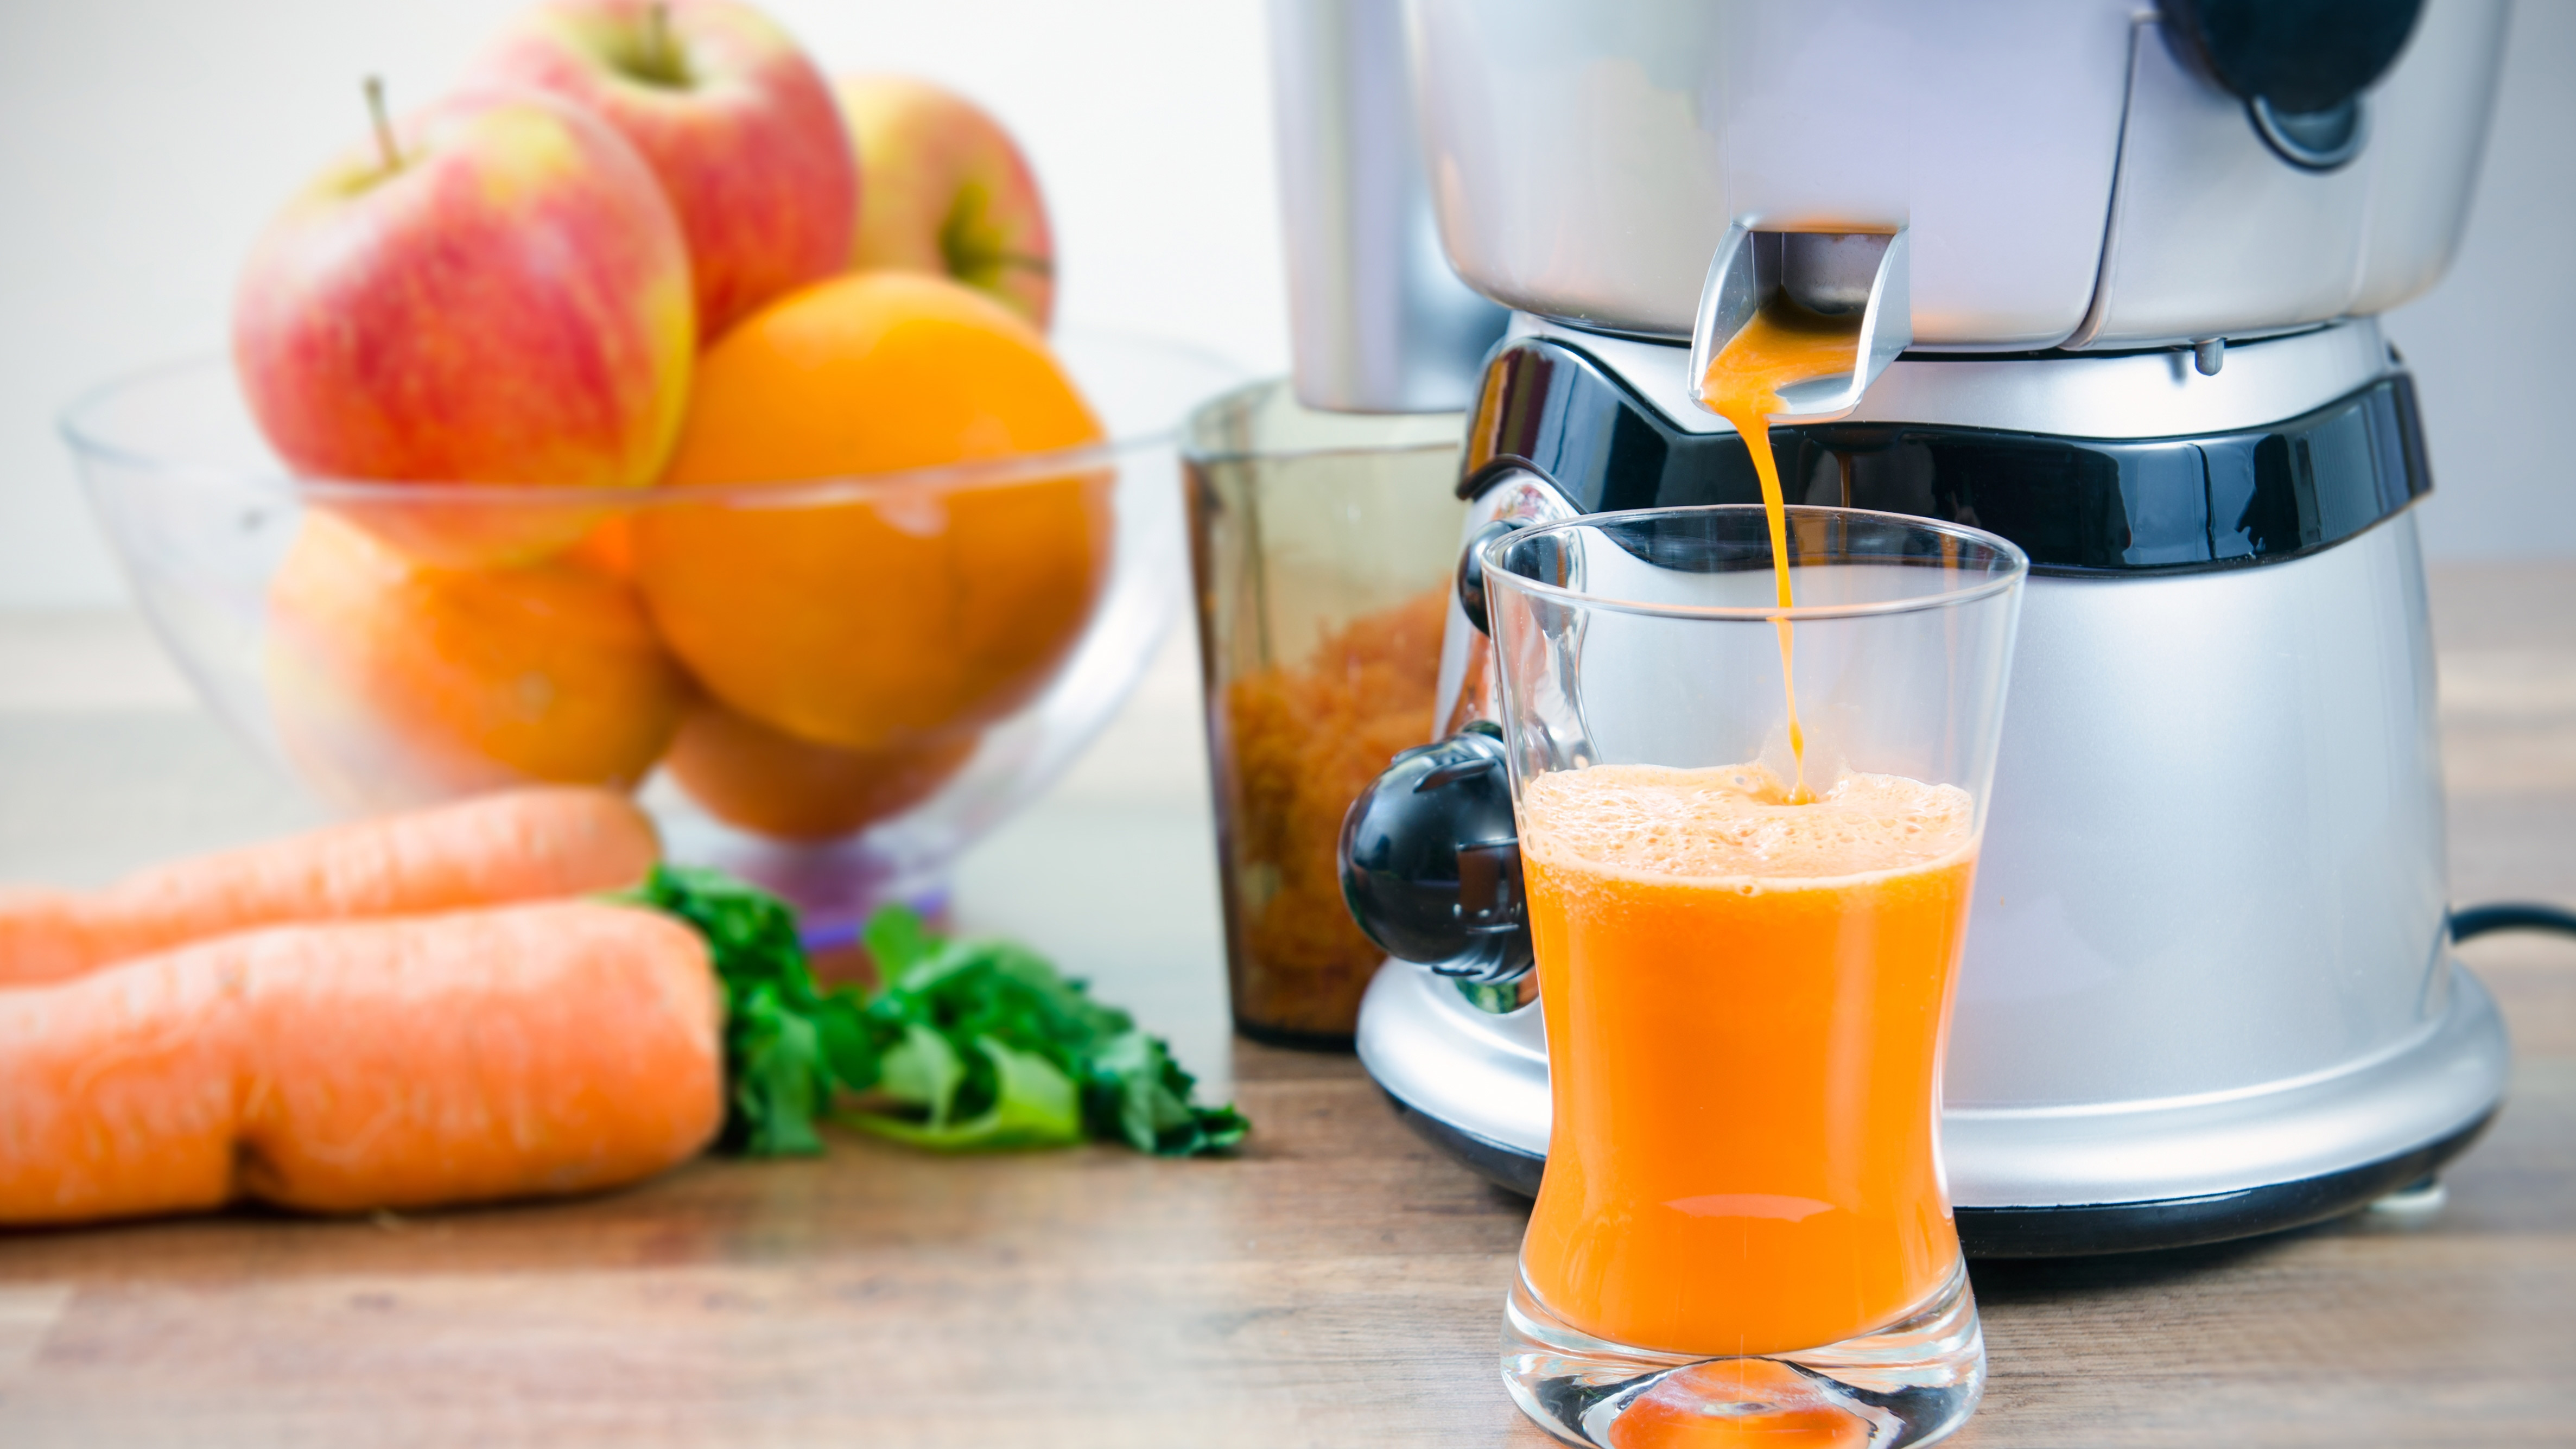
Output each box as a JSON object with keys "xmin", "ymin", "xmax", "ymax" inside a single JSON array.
[
  {"xmin": 472, "ymin": 0, "xmax": 858, "ymax": 341},
  {"xmin": 233, "ymin": 86, "xmax": 694, "ymax": 527},
  {"xmin": 834, "ymin": 74, "xmax": 1055, "ymax": 329}
]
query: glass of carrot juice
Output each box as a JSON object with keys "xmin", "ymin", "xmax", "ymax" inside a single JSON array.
[{"xmin": 1479, "ymin": 504, "xmax": 2027, "ymax": 1448}]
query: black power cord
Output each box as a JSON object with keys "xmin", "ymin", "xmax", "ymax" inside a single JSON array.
[{"xmin": 2451, "ymin": 901, "xmax": 2576, "ymax": 943}]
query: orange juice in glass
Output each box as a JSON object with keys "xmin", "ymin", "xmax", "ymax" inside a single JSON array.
[{"xmin": 1479, "ymin": 505, "xmax": 2025, "ymax": 1448}]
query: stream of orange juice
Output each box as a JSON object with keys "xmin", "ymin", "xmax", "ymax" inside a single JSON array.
[
  {"xmin": 1517, "ymin": 763, "xmax": 1976, "ymax": 1358},
  {"xmin": 1697, "ymin": 299, "xmax": 1866, "ymax": 803}
]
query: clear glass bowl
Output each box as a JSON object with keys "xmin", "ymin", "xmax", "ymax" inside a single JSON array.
[{"xmin": 60, "ymin": 332, "xmax": 1241, "ymax": 935}]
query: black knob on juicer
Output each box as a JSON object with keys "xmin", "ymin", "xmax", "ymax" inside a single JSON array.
[
  {"xmin": 1452, "ymin": 516, "xmax": 1528, "ymax": 637},
  {"xmin": 1337, "ymin": 721, "xmax": 1531, "ymax": 985},
  {"xmin": 2161, "ymin": 0, "xmax": 2423, "ymax": 171}
]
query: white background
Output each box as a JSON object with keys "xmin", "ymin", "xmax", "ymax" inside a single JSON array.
[{"xmin": 1, "ymin": 0, "xmax": 2571, "ymax": 608}]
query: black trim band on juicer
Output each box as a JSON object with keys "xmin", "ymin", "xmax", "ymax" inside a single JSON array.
[{"xmin": 1461, "ymin": 337, "xmax": 2432, "ymax": 576}]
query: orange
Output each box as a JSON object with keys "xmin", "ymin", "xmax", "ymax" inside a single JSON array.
[
  {"xmin": 562, "ymin": 513, "xmax": 639, "ymax": 581},
  {"xmin": 633, "ymin": 270, "xmax": 1111, "ymax": 752},
  {"xmin": 665, "ymin": 697, "xmax": 978, "ymax": 842},
  {"xmin": 266, "ymin": 509, "xmax": 687, "ymax": 812}
]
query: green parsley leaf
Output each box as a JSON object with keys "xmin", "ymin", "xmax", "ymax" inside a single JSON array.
[
  {"xmin": 625, "ymin": 873, "xmax": 1248, "ymax": 1160},
  {"xmin": 875, "ymin": 1022, "xmax": 967, "ymax": 1127},
  {"xmin": 614, "ymin": 865, "xmax": 878, "ymax": 1156},
  {"xmin": 1082, "ymin": 1029, "xmax": 1252, "ymax": 1156},
  {"xmin": 848, "ymin": 1037, "xmax": 1086, "ymax": 1151}
]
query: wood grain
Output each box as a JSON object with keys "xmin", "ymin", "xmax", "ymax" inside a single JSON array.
[{"xmin": 0, "ymin": 565, "xmax": 2571, "ymax": 1445}]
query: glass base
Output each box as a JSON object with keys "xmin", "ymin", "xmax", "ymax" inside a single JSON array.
[{"xmin": 1502, "ymin": 1261, "xmax": 1984, "ymax": 1448}]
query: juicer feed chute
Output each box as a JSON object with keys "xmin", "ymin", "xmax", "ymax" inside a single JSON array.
[{"xmin": 1268, "ymin": 0, "xmax": 1507, "ymax": 412}]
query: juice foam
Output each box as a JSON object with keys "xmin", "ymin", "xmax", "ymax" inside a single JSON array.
[{"xmin": 1519, "ymin": 763, "xmax": 1972, "ymax": 884}]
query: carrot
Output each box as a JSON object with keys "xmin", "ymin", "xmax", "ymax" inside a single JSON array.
[
  {"xmin": 0, "ymin": 899, "xmax": 721, "ymax": 1225},
  {"xmin": 0, "ymin": 787, "xmax": 658, "ymax": 988}
]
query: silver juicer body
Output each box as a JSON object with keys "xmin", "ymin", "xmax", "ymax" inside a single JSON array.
[{"xmin": 1275, "ymin": 0, "xmax": 2516, "ymax": 1253}]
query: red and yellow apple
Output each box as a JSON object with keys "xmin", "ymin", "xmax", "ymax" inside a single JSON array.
[
  {"xmin": 473, "ymin": 0, "xmax": 858, "ymax": 341},
  {"xmin": 834, "ymin": 74, "xmax": 1055, "ymax": 330},
  {"xmin": 232, "ymin": 88, "xmax": 693, "ymax": 560}
]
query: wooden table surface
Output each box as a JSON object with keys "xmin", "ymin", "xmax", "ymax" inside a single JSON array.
[{"xmin": 2, "ymin": 565, "xmax": 2573, "ymax": 1447}]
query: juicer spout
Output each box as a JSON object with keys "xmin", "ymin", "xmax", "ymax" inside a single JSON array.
[{"xmin": 1687, "ymin": 225, "xmax": 1911, "ymax": 424}]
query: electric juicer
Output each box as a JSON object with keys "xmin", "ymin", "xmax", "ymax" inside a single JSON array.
[{"xmin": 1272, "ymin": 0, "xmax": 2518, "ymax": 1255}]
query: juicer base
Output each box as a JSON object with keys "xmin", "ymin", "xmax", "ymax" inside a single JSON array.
[
  {"xmin": 1360, "ymin": 956, "xmax": 2511, "ymax": 1257},
  {"xmin": 1952, "ymin": 1109, "xmax": 2493, "ymax": 1257},
  {"xmin": 1382, "ymin": 1088, "xmax": 1543, "ymax": 1197},
  {"xmin": 1385, "ymin": 1087, "xmax": 2496, "ymax": 1259}
]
